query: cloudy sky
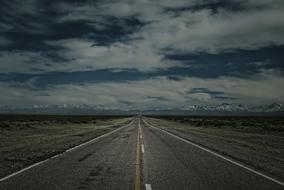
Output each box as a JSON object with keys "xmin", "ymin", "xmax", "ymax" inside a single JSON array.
[{"xmin": 0, "ymin": 0, "xmax": 284, "ymax": 110}]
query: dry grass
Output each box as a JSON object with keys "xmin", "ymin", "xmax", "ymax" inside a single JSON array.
[{"xmin": 0, "ymin": 115, "xmax": 131, "ymax": 178}]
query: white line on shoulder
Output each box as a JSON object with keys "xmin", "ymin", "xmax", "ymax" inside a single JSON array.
[
  {"xmin": 0, "ymin": 120, "xmax": 134, "ymax": 182},
  {"xmin": 143, "ymin": 119, "xmax": 284, "ymax": 187}
]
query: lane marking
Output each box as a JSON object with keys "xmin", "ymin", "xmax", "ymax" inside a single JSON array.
[
  {"xmin": 138, "ymin": 118, "xmax": 142, "ymax": 139},
  {"xmin": 135, "ymin": 122, "xmax": 141, "ymax": 190},
  {"xmin": 143, "ymin": 119, "xmax": 284, "ymax": 187},
  {"xmin": 51, "ymin": 154, "xmax": 61, "ymax": 159},
  {"xmin": 66, "ymin": 120, "xmax": 134, "ymax": 152},
  {"xmin": 141, "ymin": 144, "xmax": 145, "ymax": 153},
  {"xmin": 145, "ymin": 184, "xmax": 152, "ymax": 190},
  {"xmin": 0, "ymin": 120, "xmax": 135, "ymax": 183},
  {"xmin": 0, "ymin": 160, "xmax": 48, "ymax": 182}
]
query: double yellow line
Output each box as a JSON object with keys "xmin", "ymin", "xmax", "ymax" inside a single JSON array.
[{"xmin": 135, "ymin": 119, "xmax": 142, "ymax": 190}]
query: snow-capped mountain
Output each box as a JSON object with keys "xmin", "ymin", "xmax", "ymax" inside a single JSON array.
[
  {"xmin": 182, "ymin": 103, "xmax": 284, "ymax": 112},
  {"xmin": 0, "ymin": 103, "xmax": 283, "ymax": 115}
]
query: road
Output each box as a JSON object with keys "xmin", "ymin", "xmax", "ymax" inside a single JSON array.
[{"xmin": 0, "ymin": 117, "xmax": 283, "ymax": 190}]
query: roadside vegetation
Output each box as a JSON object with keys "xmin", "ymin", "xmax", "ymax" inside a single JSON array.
[
  {"xmin": 0, "ymin": 115, "xmax": 132, "ymax": 178},
  {"xmin": 146, "ymin": 116, "xmax": 284, "ymax": 181}
]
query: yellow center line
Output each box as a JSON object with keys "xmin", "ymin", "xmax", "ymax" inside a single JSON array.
[{"xmin": 135, "ymin": 121, "xmax": 141, "ymax": 190}]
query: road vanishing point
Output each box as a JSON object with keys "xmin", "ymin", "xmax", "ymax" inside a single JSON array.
[{"xmin": 0, "ymin": 117, "xmax": 283, "ymax": 190}]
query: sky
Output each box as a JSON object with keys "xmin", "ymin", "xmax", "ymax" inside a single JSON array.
[{"xmin": 0, "ymin": 0, "xmax": 284, "ymax": 110}]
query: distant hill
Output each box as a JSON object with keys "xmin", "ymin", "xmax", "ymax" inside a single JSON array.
[{"xmin": 0, "ymin": 103, "xmax": 283, "ymax": 116}]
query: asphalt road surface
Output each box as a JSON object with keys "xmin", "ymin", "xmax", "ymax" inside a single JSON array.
[{"xmin": 0, "ymin": 117, "xmax": 283, "ymax": 190}]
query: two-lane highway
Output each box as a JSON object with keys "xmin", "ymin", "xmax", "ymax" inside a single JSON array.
[{"xmin": 0, "ymin": 117, "xmax": 283, "ymax": 190}]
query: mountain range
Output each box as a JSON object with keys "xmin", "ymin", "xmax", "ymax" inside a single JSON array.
[{"xmin": 0, "ymin": 103, "xmax": 283, "ymax": 115}]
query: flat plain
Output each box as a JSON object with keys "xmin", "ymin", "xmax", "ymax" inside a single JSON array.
[{"xmin": 0, "ymin": 116, "xmax": 283, "ymax": 190}]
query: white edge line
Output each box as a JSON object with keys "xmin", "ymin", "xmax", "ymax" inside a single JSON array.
[
  {"xmin": 145, "ymin": 184, "xmax": 152, "ymax": 190},
  {"xmin": 0, "ymin": 160, "xmax": 48, "ymax": 182},
  {"xmin": 141, "ymin": 144, "xmax": 145, "ymax": 153},
  {"xmin": 51, "ymin": 154, "xmax": 61, "ymax": 159},
  {"xmin": 66, "ymin": 120, "xmax": 134, "ymax": 152},
  {"xmin": 143, "ymin": 119, "xmax": 284, "ymax": 187},
  {"xmin": 0, "ymin": 120, "xmax": 134, "ymax": 183}
]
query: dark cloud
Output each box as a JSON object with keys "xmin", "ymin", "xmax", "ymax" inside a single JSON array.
[
  {"xmin": 0, "ymin": 0, "xmax": 283, "ymax": 108},
  {"xmin": 189, "ymin": 88, "xmax": 238, "ymax": 100},
  {"xmin": 147, "ymin": 96, "xmax": 169, "ymax": 101}
]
